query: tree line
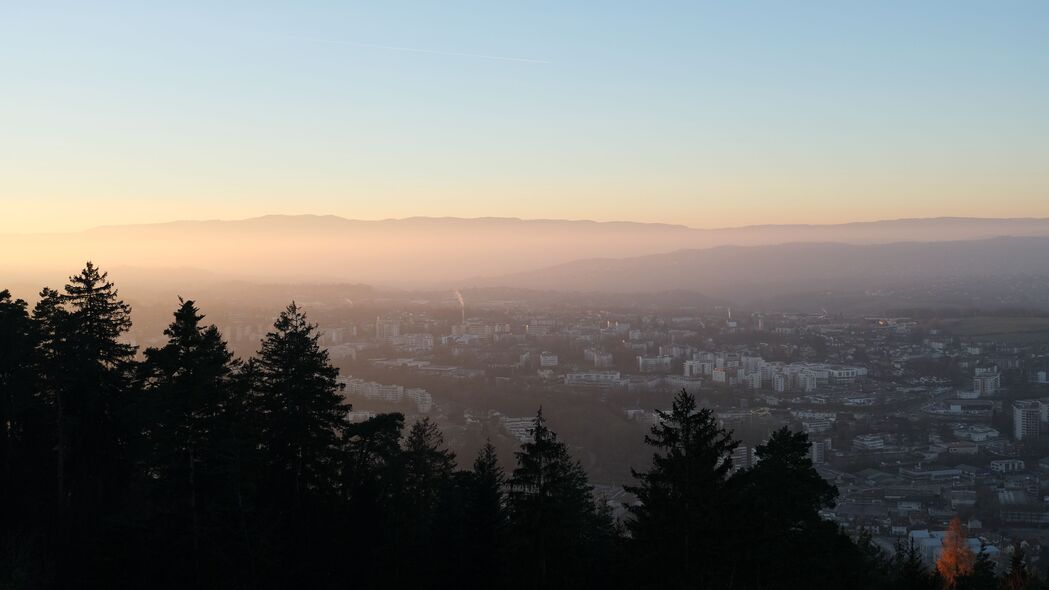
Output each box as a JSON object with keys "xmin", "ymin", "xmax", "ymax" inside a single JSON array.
[{"xmin": 0, "ymin": 263, "xmax": 1044, "ymax": 589}]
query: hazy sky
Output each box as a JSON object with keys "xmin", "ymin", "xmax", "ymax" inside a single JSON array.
[{"xmin": 2, "ymin": 1, "xmax": 1048, "ymax": 233}]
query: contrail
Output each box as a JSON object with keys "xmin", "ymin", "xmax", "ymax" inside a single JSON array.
[{"xmin": 294, "ymin": 36, "xmax": 550, "ymax": 64}]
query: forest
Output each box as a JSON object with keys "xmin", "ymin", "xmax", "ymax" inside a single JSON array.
[{"xmin": 0, "ymin": 263, "xmax": 1044, "ymax": 589}]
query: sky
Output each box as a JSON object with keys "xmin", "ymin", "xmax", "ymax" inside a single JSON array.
[{"xmin": 2, "ymin": 1, "xmax": 1048, "ymax": 234}]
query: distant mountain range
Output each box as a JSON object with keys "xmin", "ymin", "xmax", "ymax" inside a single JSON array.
[
  {"xmin": 4, "ymin": 215, "xmax": 1049, "ymax": 292},
  {"xmin": 472, "ymin": 236, "xmax": 1049, "ymax": 304}
]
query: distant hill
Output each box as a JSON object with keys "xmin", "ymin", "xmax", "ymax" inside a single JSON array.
[
  {"xmin": 5, "ymin": 215, "xmax": 1049, "ymax": 286},
  {"xmin": 473, "ymin": 236, "xmax": 1049, "ymax": 304}
]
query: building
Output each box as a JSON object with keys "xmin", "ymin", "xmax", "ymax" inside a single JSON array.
[
  {"xmin": 539, "ymin": 351, "xmax": 559, "ymax": 368},
  {"xmin": 742, "ymin": 372, "xmax": 762, "ymax": 389},
  {"xmin": 564, "ymin": 371, "xmax": 627, "ymax": 388},
  {"xmin": 853, "ymin": 434, "xmax": 885, "ymax": 451},
  {"xmin": 809, "ymin": 439, "xmax": 829, "ymax": 464},
  {"xmin": 585, "ymin": 349, "xmax": 615, "ymax": 369},
  {"xmin": 684, "ymin": 359, "xmax": 711, "ymax": 377},
  {"xmin": 375, "ymin": 317, "xmax": 401, "ymax": 340},
  {"xmin": 404, "ymin": 388, "xmax": 433, "ymax": 413},
  {"xmin": 990, "ymin": 459, "xmax": 1025, "ymax": 473},
  {"xmin": 973, "ymin": 366, "xmax": 1001, "ymax": 397},
  {"xmin": 730, "ymin": 446, "xmax": 753, "ymax": 473},
  {"xmin": 1013, "ymin": 400, "xmax": 1041, "ymax": 441},
  {"xmin": 638, "ymin": 355, "xmax": 672, "ymax": 373}
]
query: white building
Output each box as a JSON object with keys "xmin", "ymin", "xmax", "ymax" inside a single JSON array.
[
  {"xmin": 853, "ymin": 434, "xmax": 885, "ymax": 451},
  {"xmin": 539, "ymin": 351, "xmax": 559, "ymax": 368},
  {"xmin": 730, "ymin": 446, "xmax": 753, "ymax": 473},
  {"xmin": 809, "ymin": 439, "xmax": 829, "ymax": 464},
  {"xmin": 974, "ymin": 367, "xmax": 1001, "ymax": 396},
  {"xmin": 638, "ymin": 355, "xmax": 672, "ymax": 373},
  {"xmin": 990, "ymin": 459, "xmax": 1025, "ymax": 473},
  {"xmin": 375, "ymin": 317, "xmax": 401, "ymax": 340},
  {"xmin": 1014, "ymin": 400, "xmax": 1041, "ymax": 441},
  {"xmin": 564, "ymin": 371, "xmax": 627, "ymax": 388},
  {"xmin": 742, "ymin": 372, "xmax": 762, "ymax": 390}
]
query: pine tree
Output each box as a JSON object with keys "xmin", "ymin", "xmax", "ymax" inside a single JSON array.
[
  {"xmin": 508, "ymin": 408, "xmax": 601, "ymax": 590},
  {"xmin": 400, "ymin": 417, "xmax": 456, "ymax": 509},
  {"xmin": 893, "ymin": 537, "xmax": 939, "ymax": 590},
  {"xmin": 451, "ymin": 440, "xmax": 508, "ymax": 587},
  {"xmin": 624, "ymin": 389, "xmax": 738, "ymax": 588},
  {"xmin": 139, "ymin": 298, "xmax": 241, "ymax": 582},
  {"xmin": 0, "ymin": 289, "xmax": 51, "ymax": 555},
  {"xmin": 1000, "ymin": 543, "xmax": 1036, "ymax": 590},
  {"xmin": 392, "ymin": 417, "xmax": 457, "ymax": 584},
  {"xmin": 468, "ymin": 440, "xmax": 507, "ymax": 556},
  {"xmin": 0, "ymin": 291, "xmax": 37, "ymax": 504},
  {"xmin": 29, "ymin": 263, "xmax": 138, "ymax": 582},
  {"xmin": 340, "ymin": 413, "xmax": 405, "ymax": 586},
  {"xmin": 30, "ymin": 288, "xmax": 68, "ymax": 518},
  {"xmin": 255, "ymin": 302, "xmax": 349, "ymax": 508}
]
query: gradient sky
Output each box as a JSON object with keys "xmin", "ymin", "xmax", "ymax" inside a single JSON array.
[{"xmin": 2, "ymin": 1, "xmax": 1048, "ymax": 233}]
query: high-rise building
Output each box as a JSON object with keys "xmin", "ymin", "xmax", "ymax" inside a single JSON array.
[
  {"xmin": 375, "ymin": 317, "xmax": 401, "ymax": 340},
  {"xmin": 1013, "ymin": 400, "xmax": 1041, "ymax": 441},
  {"xmin": 973, "ymin": 365, "xmax": 998, "ymax": 396},
  {"xmin": 809, "ymin": 439, "xmax": 828, "ymax": 465}
]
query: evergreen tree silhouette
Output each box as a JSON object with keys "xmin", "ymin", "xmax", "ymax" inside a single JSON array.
[
  {"xmin": 44, "ymin": 263, "xmax": 137, "ymax": 582},
  {"xmin": 465, "ymin": 441, "xmax": 508, "ymax": 585},
  {"xmin": 255, "ymin": 302, "xmax": 348, "ymax": 508},
  {"xmin": 138, "ymin": 298, "xmax": 241, "ymax": 584},
  {"xmin": 508, "ymin": 408, "xmax": 603, "ymax": 590},
  {"xmin": 624, "ymin": 389, "xmax": 737, "ymax": 589},
  {"xmin": 253, "ymin": 302, "xmax": 348, "ymax": 585}
]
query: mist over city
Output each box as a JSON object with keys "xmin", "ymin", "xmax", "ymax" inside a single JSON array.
[{"xmin": 3, "ymin": 2, "xmax": 1049, "ymax": 589}]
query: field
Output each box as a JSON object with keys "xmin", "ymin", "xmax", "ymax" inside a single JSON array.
[{"xmin": 945, "ymin": 317, "xmax": 1049, "ymax": 344}]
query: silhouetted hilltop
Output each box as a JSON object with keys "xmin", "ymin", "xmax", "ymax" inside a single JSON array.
[{"xmin": 476, "ymin": 236, "xmax": 1049, "ymax": 302}]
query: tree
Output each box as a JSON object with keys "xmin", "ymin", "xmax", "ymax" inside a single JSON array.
[
  {"xmin": 893, "ymin": 537, "xmax": 939, "ymax": 590},
  {"xmin": 456, "ymin": 440, "xmax": 508, "ymax": 587},
  {"xmin": 938, "ymin": 518, "xmax": 977, "ymax": 589},
  {"xmin": 253, "ymin": 302, "xmax": 349, "ymax": 585},
  {"xmin": 399, "ymin": 417, "xmax": 456, "ymax": 512},
  {"xmin": 392, "ymin": 417, "xmax": 457, "ymax": 584},
  {"xmin": 0, "ymin": 289, "xmax": 53, "ymax": 582},
  {"xmin": 255, "ymin": 302, "xmax": 349, "ymax": 508},
  {"xmin": 0, "ymin": 290, "xmax": 40, "ymax": 509},
  {"xmin": 508, "ymin": 409, "xmax": 605, "ymax": 590},
  {"xmin": 1001, "ymin": 543, "xmax": 1038, "ymax": 590},
  {"xmin": 339, "ymin": 413, "xmax": 405, "ymax": 586},
  {"xmin": 468, "ymin": 441, "xmax": 507, "ymax": 554},
  {"xmin": 138, "ymin": 298, "xmax": 241, "ymax": 583},
  {"xmin": 730, "ymin": 426, "xmax": 856, "ymax": 589},
  {"xmin": 624, "ymin": 389, "xmax": 737, "ymax": 588},
  {"xmin": 39, "ymin": 263, "xmax": 138, "ymax": 582}
]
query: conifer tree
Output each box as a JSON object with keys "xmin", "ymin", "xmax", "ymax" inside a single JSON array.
[
  {"xmin": 139, "ymin": 298, "xmax": 241, "ymax": 581},
  {"xmin": 0, "ymin": 290, "xmax": 48, "ymax": 526},
  {"xmin": 893, "ymin": 537, "xmax": 939, "ymax": 590},
  {"xmin": 255, "ymin": 302, "xmax": 349, "ymax": 508},
  {"xmin": 467, "ymin": 440, "xmax": 507, "ymax": 560},
  {"xmin": 340, "ymin": 413, "xmax": 405, "ymax": 585},
  {"xmin": 508, "ymin": 409, "xmax": 602, "ymax": 590},
  {"xmin": 624, "ymin": 389, "xmax": 738, "ymax": 588},
  {"xmin": 400, "ymin": 417, "xmax": 456, "ymax": 509},
  {"xmin": 26, "ymin": 264, "xmax": 137, "ymax": 582},
  {"xmin": 393, "ymin": 417, "xmax": 457, "ymax": 584}
]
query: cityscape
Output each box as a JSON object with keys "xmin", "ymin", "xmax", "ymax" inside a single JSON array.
[{"xmin": 4, "ymin": 1, "xmax": 1049, "ymax": 588}]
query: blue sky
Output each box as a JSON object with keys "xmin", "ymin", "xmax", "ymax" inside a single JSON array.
[{"xmin": 2, "ymin": 1, "xmax": 1047, "ymax": 232}]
